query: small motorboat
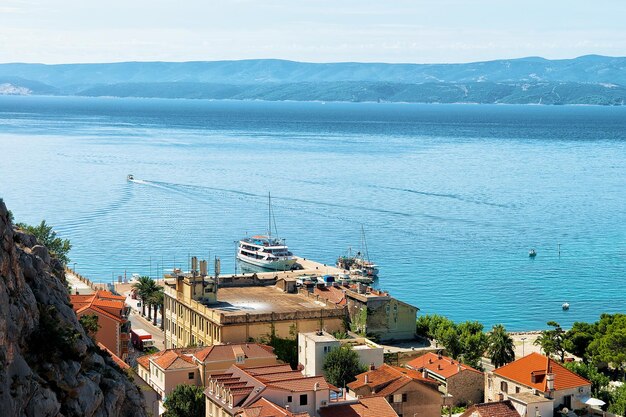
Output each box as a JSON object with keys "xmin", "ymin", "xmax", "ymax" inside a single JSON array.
[
  {"xmin": 562, "ymin": 302, "xmax": 570, "ymax": 311},
  {"xmin": 127, "ymin": 174, "xmax": 134, "ymax": 181},
  {"xmin": 529, "ymin": 249, "xmax": 537, "ymax": 257}
]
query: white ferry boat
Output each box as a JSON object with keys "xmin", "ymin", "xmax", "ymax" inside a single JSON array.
[
  {"xmin": 237, "ymin": 235, "xmax": 296, "ymax": 270},
  {"xmin": 236, "ymin": 193, "xmax": 297, "ymax": 271}
]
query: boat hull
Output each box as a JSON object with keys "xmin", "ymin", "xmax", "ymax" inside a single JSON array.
[{"xmin": 236, "ymin": 253, "xmax": 297, "ymax": 271}]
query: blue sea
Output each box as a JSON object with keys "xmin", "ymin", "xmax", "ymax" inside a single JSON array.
[{"xmin": 1, "ymin": 95, "xmax": 624, "ymax": 331}]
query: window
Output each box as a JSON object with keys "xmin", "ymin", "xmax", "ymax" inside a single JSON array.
[
  {"xmin": 300, "ymin": 394, "xmax": 308, "ymax": 406},
  {"xmin": 402, "ymin": 393, "xmax": 408, "ymax": 402},
  {"xmin": 188, "ymin": 372, "xmax": 194, "ymax": 380},
  {"xmin": 516, "ymin": 387, "xmax": 520, "ymax": 394},
  {"xmin": 500, "ymin": 381, "xmax": 508, "ymax": 393},
  {"xmin": 393, "ymin": 394, "xmax": 402, "ymax": 403},
  {"xmin": 287, "ymin": 396, "xmax": 292, "ymax": 403}
]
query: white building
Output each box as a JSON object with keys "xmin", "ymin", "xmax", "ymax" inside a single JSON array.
[
  {"xmin": 485, "ymin": 353, "xmax": 592, "ymax": 417},
  {"xmin": 298, "ymin": 331, "xmax": 384, "ymax": 377}
]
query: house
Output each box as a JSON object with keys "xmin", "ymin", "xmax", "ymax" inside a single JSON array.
[
  {"xmin": 459, "ymin": 400, "xmax": 521, "ymax": 417},
  {"xmin": 484, "ymin": 353, "xmax": 591, "ymax": 417},
  {"xmin": 298, "ymin": 331, "xmax": 384, "ymax": 377},
  {"xmin": 407, "ymin": 352, "xmax": 484, "ymax": 406},
  {"xmin": 318, "ymin": 396, "xmax": 399, "ymax": 417},
  {"xmin": 347, "ymin": 364, "xmax": 442, "ymax": 417},
  {"xmin": 204, "ymin": 363, "xmax": 345, "ymax": 417},
  {"xmin": 313, "ymin": 283, "xmax": 418, "ymax": 342},
  {"xmin": 70, "ymin": 290, "xmax": 130, "ymax": 359},
  {"xmin": 136, "ymin": 343, "xmax": 279, "ymax": 399}
]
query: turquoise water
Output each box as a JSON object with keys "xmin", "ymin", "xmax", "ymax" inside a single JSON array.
[{"xmin": 0, "ymin": 95, "xmax": 624, "ymax": 331}]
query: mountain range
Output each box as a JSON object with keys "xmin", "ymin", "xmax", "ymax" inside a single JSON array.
[{"xmin": 1, "ymin": 55, "xmax": 625, "ymax": 105}]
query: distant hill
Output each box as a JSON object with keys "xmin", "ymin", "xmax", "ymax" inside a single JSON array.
[{"xmin": 1, "ymin": 56, "xmax": 625, "ymax": 105}]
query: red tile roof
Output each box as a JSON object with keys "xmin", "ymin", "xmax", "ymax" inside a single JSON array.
[
  {"xmin": 152, "ymin": 349, "xmax": 196, "ymax": 370},
  {"xmin": 97, "ymin": 342, "xmax": 130, "ymax": 370},
  {"xmin": 493, "ymin": 353, "xmax": 590, "ymax": 392},
  {"xmin": 348, "ymin": 364, "xmax": 438, "ymax": 395},
  {"xmin": 459, "ymin": 401, "xmax": 521, "ymax": 417},
  {"xmin": 265, "ymin": 375, "xmax": 330, "ymax": 392},
  {"xmin": 71, "ymin": 291, "xmax": 127, "ymax": 323},
  {"xmin": 194, "ymin": 343, "xmax": 276, "ymax": 363},
  {"xmin": 314, "ymin": 286, "xmax": 347, "ymax": 306},
  {"xmin": 319, "ymin": 397, "xmax": 398, "ymax": 417},
  {"xmin": 406, "ymin": 352, "xmax": 482, "ymax": 379}
]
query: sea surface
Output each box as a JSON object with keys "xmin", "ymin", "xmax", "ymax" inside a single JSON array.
[{"xmin": 1, "ymin": 95, "xmax": 624, "ymax": 331}]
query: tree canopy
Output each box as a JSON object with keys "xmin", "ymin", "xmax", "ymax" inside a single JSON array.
[
  {"xmin": 487, "ymin": 324, "xmax": 515, "ymax": 368},
  {"xmin": 17, "ymin": 220, "xmax": 72, "ymax": 265},
  {"xmin": 79, "ymin": 314, "xmax": 100, "ymax": 339},
  {"xmin": 163, "ymin": 384, "xmax": 205, "ymax": 417},
  {"xmin": 534, "ymin": 321, "xmax": 567, "ymax": 362},
  {"xmin": 322, "ymin": 345, "xmax": 366, "ymax": 388}
]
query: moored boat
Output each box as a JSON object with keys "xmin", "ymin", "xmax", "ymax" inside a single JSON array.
[
  {"xmin": 529, "ymin": 249, "xmax": 537, "ymax": 257},
  {"xmin": 236, "ymin": 192, "xmax": 297, "ymax": 271}
]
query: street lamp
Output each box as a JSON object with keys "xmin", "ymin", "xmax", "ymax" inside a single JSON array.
[{"xmin": 521, "ymin": 337, "xmax": 527, "ymax": 357}]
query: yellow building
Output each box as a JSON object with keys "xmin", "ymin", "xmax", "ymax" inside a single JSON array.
[{"xmin": 163, "ymin": 273, "xmax": 346, "ymax": 349}]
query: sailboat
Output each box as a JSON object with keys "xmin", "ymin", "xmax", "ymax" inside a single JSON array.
[
  {"xmin": 336, "ymin": 226, "xmax": 379, "ymax": 278},
  {"xmin": 236, "ymin": 193, "xmax": 296, "ymax": 271}
]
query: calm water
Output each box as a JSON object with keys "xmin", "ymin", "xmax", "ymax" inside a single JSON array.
[{"xmin": 1, "ymin": 95, "xmax": 624, "ymax": 331}]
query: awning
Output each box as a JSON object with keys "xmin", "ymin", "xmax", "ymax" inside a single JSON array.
[{"xmin": 581, "ymin": 397, "xmax": 606, "ymax": 407}]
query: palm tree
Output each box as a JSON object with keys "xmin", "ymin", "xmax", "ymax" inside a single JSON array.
[
  {"xmin": 487, "ymin": 324, "xmax": 516, "ymax": 368},
  {"xmin": 132, "ymin": 276, "xmax": 158, "ymax": 317},
  {"xmin": 150, "ymin": 288, "xmax": 164, "ymax": 327}
]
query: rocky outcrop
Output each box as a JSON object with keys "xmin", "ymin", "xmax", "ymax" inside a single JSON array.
[{"xmin": 0, "ymin": 200, "xmax": 146, "ymax": 417}]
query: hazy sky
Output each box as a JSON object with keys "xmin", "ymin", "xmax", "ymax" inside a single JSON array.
[{"xmin": 2, "ymin": 0, "xmax": 626, "ymax": 64}]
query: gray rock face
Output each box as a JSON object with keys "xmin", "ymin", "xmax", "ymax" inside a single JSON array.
[{"xmin": 0, "ymin": 200, "xmax": 147, "ymax": 417}]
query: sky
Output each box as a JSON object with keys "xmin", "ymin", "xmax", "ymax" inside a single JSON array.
[{"xmin": 1, "ymin": 0, "xmax": 626, "ymax": 64}]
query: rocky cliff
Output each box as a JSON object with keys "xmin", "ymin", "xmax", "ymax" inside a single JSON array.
[{"xmin": 0, "ymin": 200, "xmax": 146, "ymax": 417}]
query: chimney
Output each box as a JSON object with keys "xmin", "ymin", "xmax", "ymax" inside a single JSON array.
[
  {"xmin": 314, "ymin": 382, "xmax": 320, "ymax": 391},
  {"xmin": 546, "ymin": 373, "xmax": 555, "ymax": 392},
  {"xmin": 285, "ymin": 405, "xmax": 290, "ymax": 411},
  {"xmin": 457, "ymin": 364, "xmax": 462, "ymax": 373},
  {"xmin": 422, "ymin": 369, "xmax": 428, "ymax": 379},
  {"xmin": 438, "ymin": 352, "xmax": 442, "ymax": 360},
  {"xmin": 438, "ymin": 364, "xmax": 442, "ymax": 370},
  {"xmin": 369, "ymin": 363, "xmax": 376, "ymax": 371},
  {"xmin": 365, "ymin": 374, "xmax": 369, "ymax": 384}
]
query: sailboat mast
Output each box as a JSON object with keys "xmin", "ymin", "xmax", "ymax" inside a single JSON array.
[
  {"xmin": 361, "ymin": 225, "xmax": 371, "ymax": 262},
  {"xmin": 268, "ymin": 192, "xmax": 272, "ymax": 240}
]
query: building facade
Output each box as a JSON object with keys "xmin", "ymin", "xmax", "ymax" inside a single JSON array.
[
  {"xmin": 299, "ymin": 331, "xmax": 384, "ymax": 377},
  {"xmin": 136, "ymin": 343, "xmax": 280, "ymax": 399},
  {"xmin": 348, "ymin": 364, "xmax": 442, "ymax": 417},
  {"xmin": 313, "ymin": 283, "xmax": 418, "ymax": 342},
  {"xmin": 407, "ymin": 352, "xmax": 484, "ymax": 406},
  {"xmin": 163, "ymin": 274, "xmax": 345, "ymax": 349},
  {"xmin": 70, "ymin": 290, "xmax": 130, "ymax": 359},
  {"xmin": 484, "ymin": 353, "xmax": 591, "ymax": 417}
]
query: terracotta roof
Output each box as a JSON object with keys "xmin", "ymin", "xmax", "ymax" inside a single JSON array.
[
  {"xmin": 97, "ymin": 342, "xmax": 129, "ymax": 370},
  {"xmin": 314, "ymin": 286, "xmax": 347, "ymax": 306},
  {"xmin": 152, "ymin": 349, "xmax": 196, "ymax": 370},
  {"xmin": 266, "ymin": 375, "xmax": 330, "ymax": 392},
  {"xmin": 319, "ymin": 397, "xmax": 398, "ymax": 417},
  {"xmin": 493, "ymin": 352, "xmax": 590, "ymax": 392},
  {"xmin": 348, "ymin": 364, "xmax": 438, "ymax": 395},
  {"xmin": 194, "ymin": 343, "xmax": 276, "ymax": 363},
  {"xmin": 243, "ymin": 364, "xmax": 294, "ymax": 375},
  {"xmin": 459, "ymin": 401, "xmax": 521, "ymax": 417},
  {"xmin": 406, "ymin": 352, "xmax": 482, "ymax": 379},
  {"xmin": 71, "ymin": 291, "xmax": 127, "ymax": 323},
  {"xmin": 240, "ymin": 397, "xmax": 310, "ymax": 417},
  {"xmin": 136, "ymin": 355, "xmax": 151, "ymax": 369}
]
